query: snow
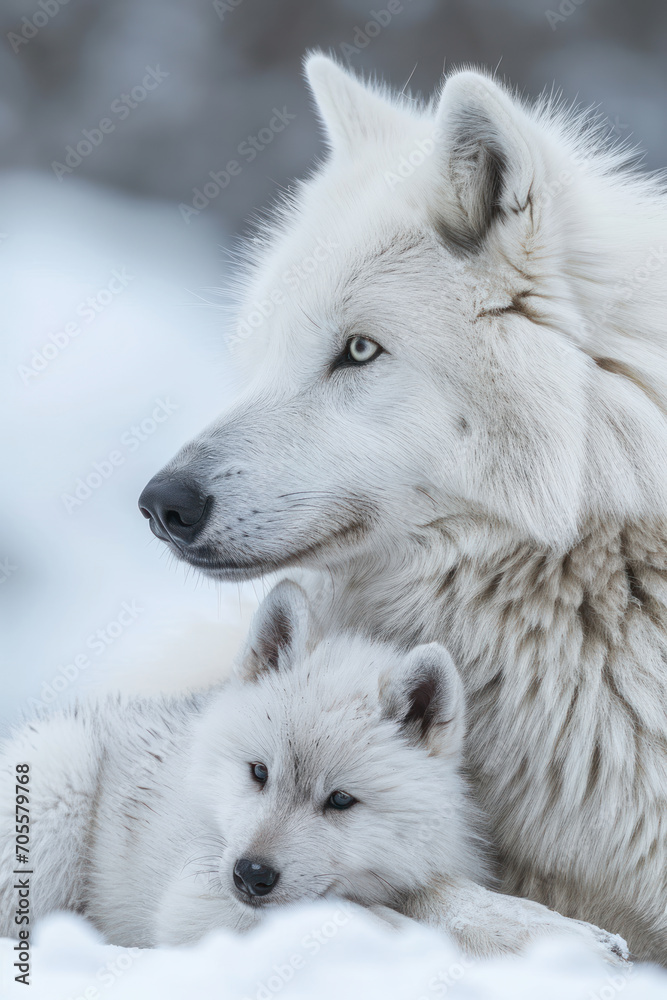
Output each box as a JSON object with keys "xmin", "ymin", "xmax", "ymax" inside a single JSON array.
[{"xmin": 2, "ymin": 903, "xmax": 667, "ymax": 999}]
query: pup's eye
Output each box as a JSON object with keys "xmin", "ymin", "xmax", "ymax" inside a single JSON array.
[
  {"xmin": 327, "ymin": 790, "xmax": 356, "ymax": 810},
  {"xmin": 342, "ymin": 336, "xmax": 383, "ymax": 367},
  {"xmin": 250, "ymin": 762, "xmax": 268, "ymax": 784}
]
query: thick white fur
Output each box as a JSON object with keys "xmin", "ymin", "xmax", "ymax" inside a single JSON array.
[
  {"xmin": 0, "ymin": 583, "xmax": 626, "ymax": 962},
  {"xmin": 148, "ymin": 55, "xmax": 667, "ymax": 962}
]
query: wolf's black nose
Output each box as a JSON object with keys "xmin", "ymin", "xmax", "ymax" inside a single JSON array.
[
  {"xmin": 233, "ymin": 858, "xmax": 280, "ymax": 898},
  {"xmin": 138, "ymin": 473, "xmax": 211, "ymax": 545}
]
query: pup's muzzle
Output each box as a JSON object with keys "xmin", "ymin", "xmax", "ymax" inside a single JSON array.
[{"xmin": 233, "ymin": 858, "xmax": 280, "ymax": 898}]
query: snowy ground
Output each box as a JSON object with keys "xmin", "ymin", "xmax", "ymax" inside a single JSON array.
[
  {"xmin": 2, "ymin": 174, "xmax": 667, "ymax": 997},
  {"xmin": 2, "ymin": 904, "xmax": 667, "ymax": 1000}
]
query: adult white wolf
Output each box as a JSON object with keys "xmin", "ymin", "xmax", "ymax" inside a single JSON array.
[{"xmin": 139, "ymin": 56, "xmax": 667, "ymax": 962}]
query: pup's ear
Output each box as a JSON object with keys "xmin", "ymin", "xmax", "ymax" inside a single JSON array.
[
  {"xmin": 238, "ymin": 580, "xmax": 310, "ymax": 681},
  {"xmin": 379, "ymin": 644, "xmax": 465, "ymax": 757},
  {"xmin": 433, "ymin": 71, "xmax": 541, "ymax": 255},
  {"xmin": 304, "ymin": 52, "xmax": 408, "ymax": 157}
]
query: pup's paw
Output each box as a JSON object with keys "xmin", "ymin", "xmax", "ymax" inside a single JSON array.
[{"xmin": 568, "ymin": 917, "xmax": 630, "ymax": 966}]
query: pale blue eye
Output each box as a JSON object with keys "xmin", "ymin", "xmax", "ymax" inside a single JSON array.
[
  {"xmin": 328, "ymin": 790, "xmax": 356, "ymax": 810},
  {"xmin": 347, "ymin": 336, "xmax": 381, "ymax": 363},
  {"xmin": 251, "ymin": 762, "xmax": 268, "ymax": 783}
]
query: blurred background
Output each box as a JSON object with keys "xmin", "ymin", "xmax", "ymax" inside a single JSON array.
[{"xmin": 1, "ymin": 0, "xmax": 666, "ymax": 734}]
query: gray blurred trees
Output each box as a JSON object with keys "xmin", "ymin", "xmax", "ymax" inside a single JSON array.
[{"xmin": 1, "ymin": 0, "xmax": 665, "ymax": 234}]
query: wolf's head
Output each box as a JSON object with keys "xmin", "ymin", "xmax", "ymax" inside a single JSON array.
[
  {"xmin": 190, "ymin": 580, "xmax": 484, "ymax": 915},
  {"xmin": 140, "ymin": 56, "xmax": 667, "ymax": 577}
]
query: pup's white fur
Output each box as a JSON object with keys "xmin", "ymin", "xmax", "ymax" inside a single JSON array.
[
  {"xmin": 145, "ymin": 57, "xmax": 667, "ymax": 961},
  {"xmin": 0, "ymin": 583, "xmax": 626, "ymax": 961}
]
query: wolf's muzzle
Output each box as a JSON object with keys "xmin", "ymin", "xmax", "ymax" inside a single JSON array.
[{"xmin": 138, "ymin": 472, "xmax": 212, "ymax": 546}]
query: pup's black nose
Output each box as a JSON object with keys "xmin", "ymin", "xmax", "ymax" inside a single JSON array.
[
  {"xmin": 138, "ymin": 473, "xmax": 211, "ymax": 545},
  {"xmin": 233, "ymin": 858, "xmax": 280, "ymax": 898}
]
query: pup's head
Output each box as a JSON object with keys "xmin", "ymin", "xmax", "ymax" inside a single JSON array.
[
  {"xmin": 139, "ymin": 55, "xmax": 658, "ymax": 575},
  {"xmin": 190, "ymin": 580, "xmax": 484, "ymax": 917}
]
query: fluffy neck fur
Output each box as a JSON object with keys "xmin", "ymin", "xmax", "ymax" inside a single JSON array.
[{"xmin": 306, "ymin": 508, "xmax": 667, "ymax": 958}]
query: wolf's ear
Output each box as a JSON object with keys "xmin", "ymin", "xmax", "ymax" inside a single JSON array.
[
  {"xmin": 379, "ymin": 644, "xmax": 465, "ymax": 757},
  {"xmin": 238, "ymin": 580, "xmax": 310, "ymax": 681},
  {"xmin": 304, "ymin": 52, "xmax": 406, "ymax": 157},
  {"xmin": 433, "ymin": 71, "xmax": 540, "ymax": 255}
]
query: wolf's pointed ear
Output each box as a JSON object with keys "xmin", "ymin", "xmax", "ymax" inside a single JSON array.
[
  {"xmin": 379, "ymin": 644, "xmax": 465, "ymax": 757},
  {"xmin": 304, "ymin": 52, "xmax": 405, "ymax": 157},
  {"xmin": 433, "ymin": 71, "xmax": 540, "ymax": 255},
  {"xmin": 238, "ymin": 580, "xmax": 310, "ymax": 681}
]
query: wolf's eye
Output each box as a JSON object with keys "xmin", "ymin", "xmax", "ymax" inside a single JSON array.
[
  {"xmin": 250, "ymin": 762, "xmax": 268, "ymax": 784},
  {"xmin": 346, "ymin": 336, "xmax": 382, "ymax": 365},
  {"xmin": 331, "ymin": 336, "xmax": 384, "ymax": 372},
  {"xmin": 327, "ymin": 790, "xmax": 356, "ymax": 810}
]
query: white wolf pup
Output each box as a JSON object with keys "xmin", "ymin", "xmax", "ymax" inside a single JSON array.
[
  {"xmin": 138, "ymin": 56, "xmax": 667, "ymax": 962},
  {"xmin": 0, "ymin": 582, "xmax": 624, "ymax": 960}
]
